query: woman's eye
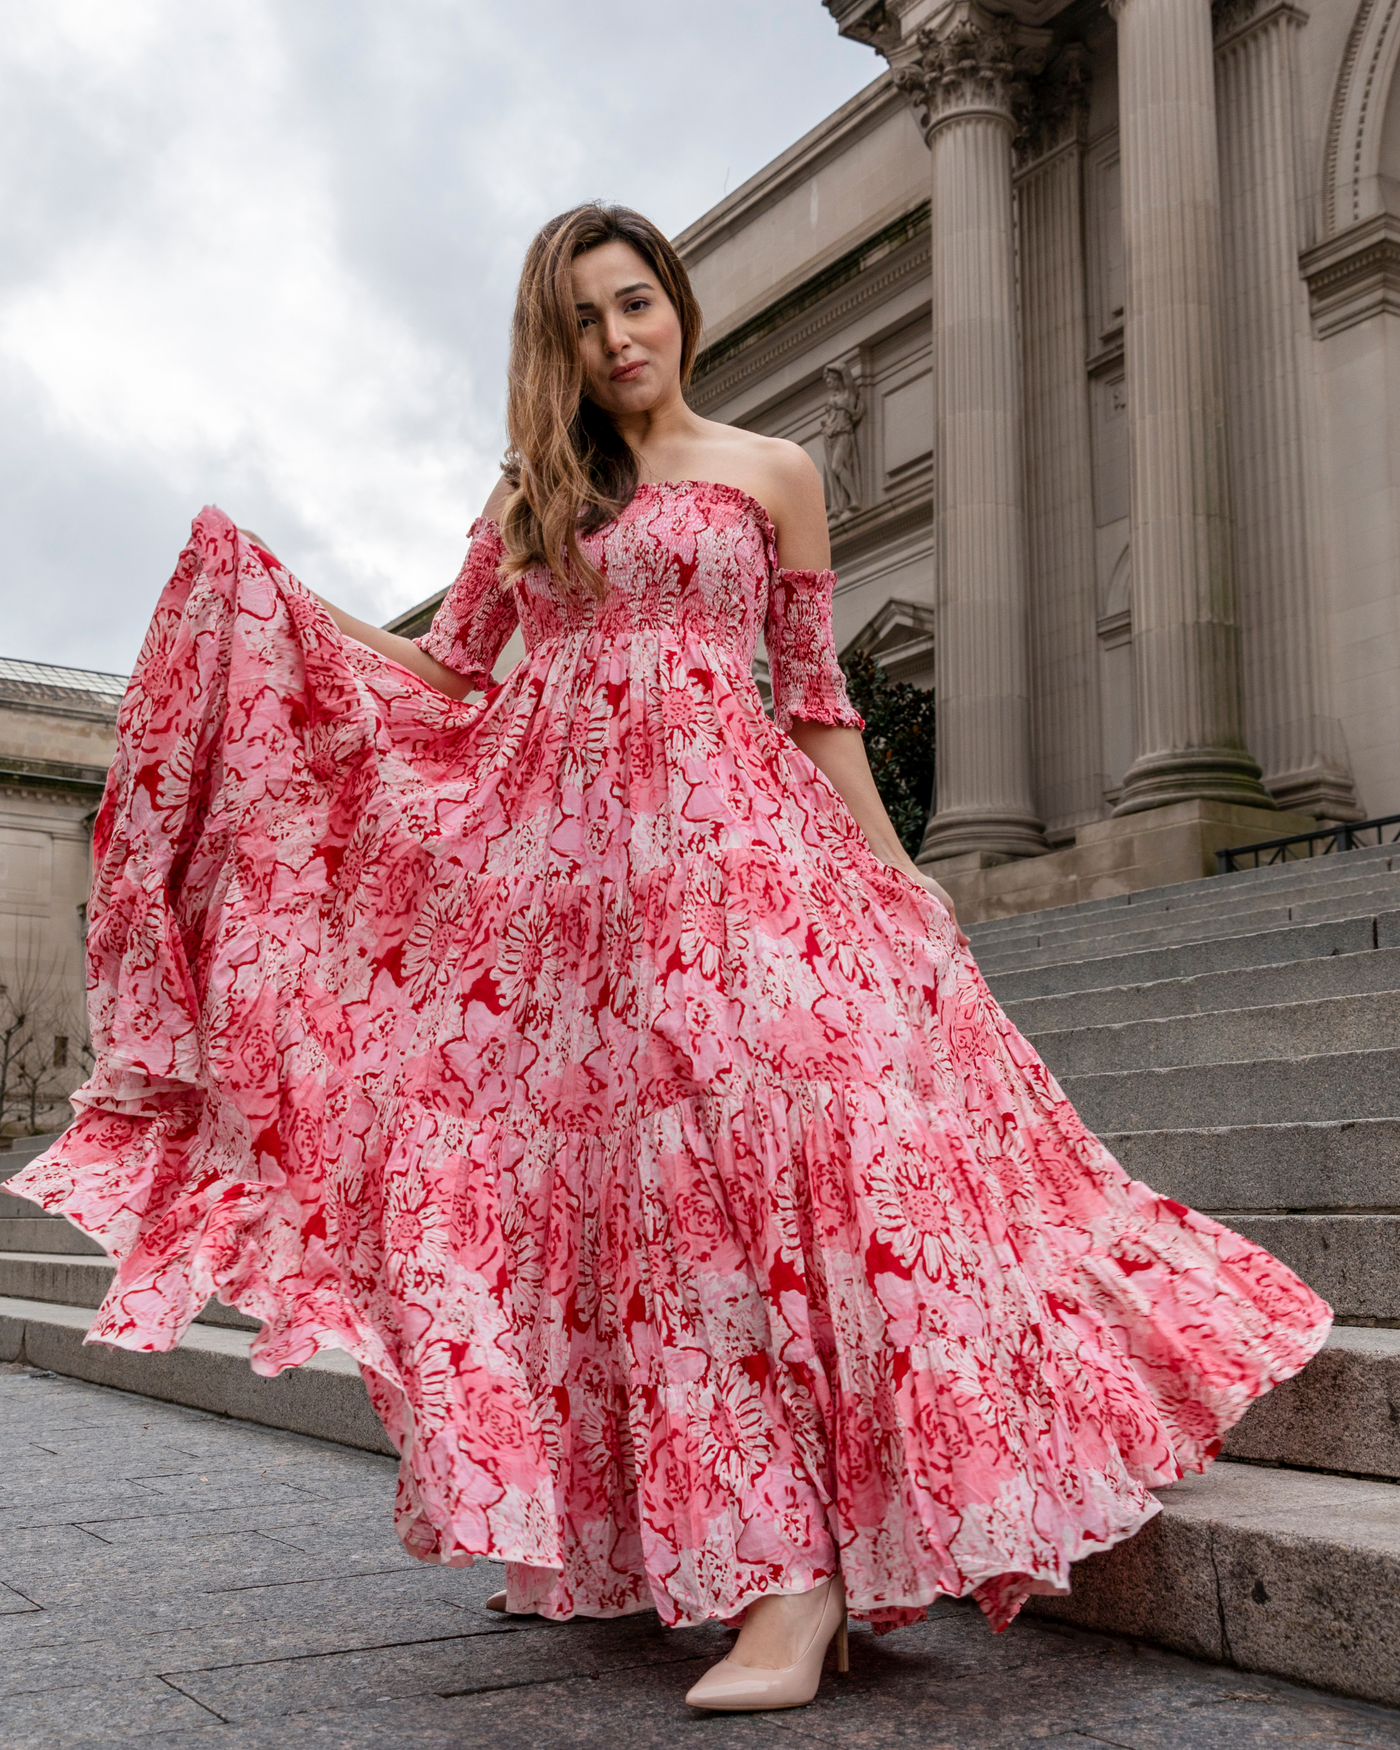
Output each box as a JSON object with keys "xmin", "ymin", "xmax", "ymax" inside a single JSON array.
[{"xmin": 624, "ymin": 299, "xmax": 649, "ymax": 313}]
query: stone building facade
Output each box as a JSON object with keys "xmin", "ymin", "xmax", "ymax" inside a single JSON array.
[
  {"xmin": 0, "ymin": 659, "xmax": 124, "ymax": 1130},
  {"xmin": 676, "ymin": 0, "xmax": 1400, "ymax": 919}
]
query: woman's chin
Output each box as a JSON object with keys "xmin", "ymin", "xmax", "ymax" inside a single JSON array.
[{"xmin": 593, "ymin": 376, "xmax": 673, "ymax": 417}]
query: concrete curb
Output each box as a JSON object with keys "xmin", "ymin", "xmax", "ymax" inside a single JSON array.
[{"xmin": 0, "ymin": 1295, "xmax": 396, "ymax": 1457}]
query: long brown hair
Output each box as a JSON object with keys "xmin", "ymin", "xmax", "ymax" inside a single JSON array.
[{"xmin": 499, "ymin": 204, "xmax": 703, "ymax": 596}]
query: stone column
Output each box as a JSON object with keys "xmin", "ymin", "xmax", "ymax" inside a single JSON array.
[
  {"xmin": 1214, "ymin": 0, "xmax": 1360, "ymax": 820},
  {"xmin": 1016, "ymin": 48, "xmax": 1102, "ymax": 845},
  {"xmin": 897, "ymin": 5, "xmax": 1050, "ymax": 864},
  {"xmin": 1109, "ymin": 0, "xmax": 1273, "ymax": 814}
]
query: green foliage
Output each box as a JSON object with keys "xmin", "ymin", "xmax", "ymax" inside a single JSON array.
[{"xmin": 840, "ymin": 651, "xmax": 937, "ymax": 858}]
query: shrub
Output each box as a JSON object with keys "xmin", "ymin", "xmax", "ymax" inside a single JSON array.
[{"xmin": 840, "ymin": 652, "xmax": 936, "ymax": 858}]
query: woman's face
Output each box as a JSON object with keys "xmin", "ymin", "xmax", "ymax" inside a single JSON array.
[{"xmin": 571, "ymin": 239, "xmax": 684, "ymax": 418}]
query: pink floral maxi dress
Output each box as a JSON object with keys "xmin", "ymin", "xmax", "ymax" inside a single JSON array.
[{"xmin": 9, "ymin": 483, "xmax": 1329, "ymax": 1633}]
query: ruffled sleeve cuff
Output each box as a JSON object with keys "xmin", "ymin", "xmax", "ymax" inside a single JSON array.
[
  {"xmin": 414, "ymin": 518, "xmax": 518, "ymax": 691},
  {"xmin": 764, "ymin": 566, "xmax": 864, "ymax": 736}
]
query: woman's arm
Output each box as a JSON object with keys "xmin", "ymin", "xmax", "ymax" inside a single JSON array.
[
  {"xmin": 236, "ymin": 523, "xmax": 483, "ymax": 703},
  {"xmin": 760, "ymin": 451, "xmax": 967, "ymax": 943},
  {"xmin": 789, "ymin": 721, "xmax": 968, "ymax": 945},
  {"xmin": 310, "ymin": 598, "xmax": 473, "ymax": 701}
]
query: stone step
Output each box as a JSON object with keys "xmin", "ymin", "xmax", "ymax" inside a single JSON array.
[
  {"xmin": 0, "ymin": 1213, "xmax": 104, "ymax": 1254},
  {"xmin": 1061, "ymin": 1045, "xmax": 1400, "ymax": 1133},
  {"xmin": 1003, "ymin": 945, "xmax": 1400, "ymax": 1032},
  {"xmin": 973, "ymin": 889, "xmax": 1400, "ymax": 959},
  {"xmin": 0, "ymin": 1130, "xmax": 64, "ymax": 1182},
  {"xmin": 983, "ymin": 915, "xmax": 1387, "ymax": 1002},
  {"xmin": 1029, "ymin": 988, "xmax": 1400, "ymax": 1078},
  {"xmin": 975, "ymin": 896, "xmax": 1400, "ymax": 976},
  {"xmin": 0, "ymin": 1254, "xmax": 262, "ymax": 1331},
  {"xmin": 969, "ymin": 844, "xmax": 1398, "ymax": 942},
  {"xmin": 0, "ymin": 1294, "xmax": 394, "ymax": 1455},
  {"xmin": 1222, "ymin": 1327, "xmax": 1400, "ymax": 1481},
  {"xmin": 975, "ymin": 885, "xmax": 1400, "ymax": 969},
  {"xmin": 1224, "ymin": 1215, "xmax": 1400, "ymax": 1323},
  {"xmin": 971, "ymin": 865, "xmax": 1400, "ymax": 953},
  {"xmin": 1027, "ymin": 1459, "xmax": 1400, "ymax": 1708},
  {"xmin": 1107, "ymin": 1117, "xmax": 1400, "ymax": 1214}
]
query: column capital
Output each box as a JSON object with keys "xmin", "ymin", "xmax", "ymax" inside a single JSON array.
[
  {"xmin": 1212, "ymin": 0, "xmax": 1306, "ymax": 50},
  {"xmin": 893, "ymin": 3, "xmax": 1052, "ymax": 142},
  {"xmin": 1015, "ymin": 44, "xmax": 1092, "ymax": 172}
]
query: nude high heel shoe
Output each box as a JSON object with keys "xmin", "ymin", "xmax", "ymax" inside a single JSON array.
[{"xmin": 685, "ymin": 1576, "xmax": 849, "ymax": 1711}]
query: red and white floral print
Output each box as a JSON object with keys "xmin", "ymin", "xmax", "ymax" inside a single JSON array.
[{"xmin": 8, "ymin": 482, "xmax": 1329, "ymax": 1640}]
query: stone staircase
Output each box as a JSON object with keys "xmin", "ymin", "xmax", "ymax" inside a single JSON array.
[
  {"xmin": 0, "ymin": 1133, "xmax": 394, "ymax": 1456},
  {"xmin": 2, "ymin": 845, "xmax": 1399, "ymax": 1699},
  {"xmin": 968, "ymin": 842, "xmax": 1400, "ymax": 1704}
]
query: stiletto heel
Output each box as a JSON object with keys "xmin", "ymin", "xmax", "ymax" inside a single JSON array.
[
  {"xmin": 685, "ymin": 1576, "xmax": 847, "ymax": 1711},
  {"xmin": 835, "ymin": 1614, "xmax": 849, "ymax": 1675}
]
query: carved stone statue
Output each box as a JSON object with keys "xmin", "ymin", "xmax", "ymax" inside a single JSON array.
[{"xmin": 820, "ymin": 363, "xmax": 863, "ymax": 521}]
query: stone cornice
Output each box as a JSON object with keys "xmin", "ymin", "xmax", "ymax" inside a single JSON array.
[
  {"xmin": 0, "ymin": 687, "xmax": 119, "ymax": 729},
  {"xmin": 827, "ymin": 0, "xmax": 1077, "ymax": 40},
  {"xmin": 1300, "ymin": 211, "xmax": 1400, "ymax": 338},
  {"xmin": 824, "ymin": 0, "xmax": 903, "ymax": 53},
  {"xmin": 689, "ymin": 205, "xmax": 931, "ymax": 408},
  {"xmin": 0, "ymin": 756, "xmax": 110, "ymax": 800}
]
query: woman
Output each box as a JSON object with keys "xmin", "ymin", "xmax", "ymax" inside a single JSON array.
[{"xmin": 9, "ymin": 204, "xmax": 1329, "ymax": 1713}]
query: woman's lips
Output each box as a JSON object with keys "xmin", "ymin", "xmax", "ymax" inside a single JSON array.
[{"xmin": 610, "ymin": 360, "xmax": 646, "ymax": 382}]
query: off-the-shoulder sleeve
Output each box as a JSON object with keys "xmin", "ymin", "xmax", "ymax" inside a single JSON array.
[
  {"xmin": 414, "ymin": 518, "xmax": 518, "ymax": 690},
  {"xmin": 764, "ymin": 566, "xmax": 864, "ymax": 735}
]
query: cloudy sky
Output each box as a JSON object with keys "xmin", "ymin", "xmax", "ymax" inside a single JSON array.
[{"xmin": 0, "ymin": 1, "xmax": 878, "ymax": 674}]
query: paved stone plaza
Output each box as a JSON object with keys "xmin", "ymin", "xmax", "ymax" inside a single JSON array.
[{"xmin": 1, "ymin": 1366, "xmax": 1398, "ymax": 1750}]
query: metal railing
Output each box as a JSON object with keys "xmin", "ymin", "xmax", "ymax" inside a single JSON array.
[{"xmin": 1216, "ymin": 813, "xmax": 1400, "ymax": 874}]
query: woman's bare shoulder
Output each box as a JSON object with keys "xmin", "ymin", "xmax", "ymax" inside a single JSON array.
[
  {"xmin": 686, "ymin": 423, "xmax": 828, "ymax": 568},
  {"xmin": 480, "ymin": 474, "xmax": 514, "ymax": 523},
  {"xmin": 700, "ymin": 422, "xmax": 808, "ymax": 478},
  {"xmin": 696, "ymin": 427, "xmax": 819, "ymax": 512}
]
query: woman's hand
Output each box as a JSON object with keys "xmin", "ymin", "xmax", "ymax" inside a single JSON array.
[
  {"xmin": 875, "ymin": 855, "xmax": 970, "ymax": 948},
  {"xmin": 233, "ymin": 526, "xmax": 470, "ymax": 700},
  {"xmin": 787, "ymin": 721, "xmax": 970, "ymax": 947}
]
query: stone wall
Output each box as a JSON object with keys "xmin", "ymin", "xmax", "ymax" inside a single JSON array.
[{"xmin": 0, "ymin": 663, "xmax": 122, "ymax": 1134}]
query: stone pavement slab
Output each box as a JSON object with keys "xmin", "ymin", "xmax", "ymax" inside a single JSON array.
[{"xmin": 5, "ymin": 1367, "xmax": 1400, "ymax": 1750}]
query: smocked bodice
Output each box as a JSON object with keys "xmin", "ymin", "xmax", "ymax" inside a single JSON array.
[
  {"xmin": 513, "ymin": 480, "xmax": 774, "ymax": 659},
  {"xmin": 415, "ymin": 479, "xmax": 863, "ymax": 735}
]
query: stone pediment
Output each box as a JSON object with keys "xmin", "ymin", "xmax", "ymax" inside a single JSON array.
[{"xmin": 840, "ymin": 597, "xmax": 936, "ymax": 683}]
